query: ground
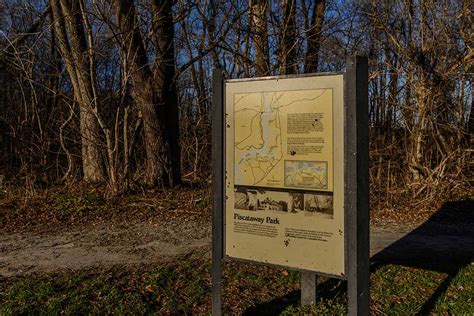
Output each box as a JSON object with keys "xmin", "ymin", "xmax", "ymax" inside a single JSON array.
[{"xmin": 0, "ymin": 186, "xmax": 473, "ymax": 314}]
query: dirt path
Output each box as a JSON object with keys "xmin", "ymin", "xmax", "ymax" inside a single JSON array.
[
  {"xmin": 1, "ymin": 218, "xmax": 473, "ymax": 277},
  {"xmin": 0, "ymin": 221, "xmax": 211, "ymax": 277}
]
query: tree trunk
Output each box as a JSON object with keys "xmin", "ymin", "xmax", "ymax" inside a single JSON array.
[
  {"xmin": 114, "ymin": 0, "xmax": 181, "ymax": 187},
  {"xmin": 279, "ymin": 0, "xmax": 297, "ymax": 75},
  {"xmin": 206, "ymin": 0, "xmax": 222, "ymax": 70},
  {"xmin": 50, "ymin": 0, "xmax": 103, "ymax": 182},
  {"xmin": 304, "ymin": 0, "xmax": 325, "ymax": 73},
  {"xmin": 151, "ymin": 0, "xmax": 181, "ymax": 187},
  {"xmin": 249, "ymin": 0, "xmax": 270, "ymax": 76}
]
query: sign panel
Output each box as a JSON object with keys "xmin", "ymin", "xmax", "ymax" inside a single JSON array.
[{"xmin": 224, "ymin": 75, "xmax": 345, "ymax": 276}]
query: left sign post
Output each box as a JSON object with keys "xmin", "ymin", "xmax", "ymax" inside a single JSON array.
[{"xmin": 211, "ymin": 69, "xmax": 224, "ymax": 316}]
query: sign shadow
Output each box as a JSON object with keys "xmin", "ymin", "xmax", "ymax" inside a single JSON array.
[
  {"xmin": 370, "ymin": 199, "xmax": 473, "ymax": 315},
  {"xmin": 244, "ymin": 199, "xmax": 473, "ymax": 315}
]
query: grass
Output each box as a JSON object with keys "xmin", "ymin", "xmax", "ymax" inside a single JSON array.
[
  {"xmin": 0, "ymin": 272, "xmax": 147, "ymax": 315},
  {"xmin": 53, "ymin": 192, "xmax": 106, "ymax": 218},
  {"xmin": 371, "ymin": 264, "xmax": 474, "ymax": 315},
  {"xmin": 1, "ymin": 257, "xmax": 472, "ymax": 315}
]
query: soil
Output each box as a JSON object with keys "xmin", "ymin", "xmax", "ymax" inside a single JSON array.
[
  {"xmin": 1, "ymin": 187, "xmax": 473, "ymax": 278},
  {"xmin": 0, "ymin": 220, "xmax": 211, "ymax": 277}
]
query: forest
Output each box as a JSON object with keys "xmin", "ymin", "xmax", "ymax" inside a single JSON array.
[
  {"xmin": 0, "ymin": 0, "xmax": 472, "ymax": 202},
  {"xmin": 0, "ymin": 1, "xmax": 473, "ymax": 314}
]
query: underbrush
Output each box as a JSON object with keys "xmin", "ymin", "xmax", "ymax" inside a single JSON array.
[
  {"xmin": 53, "ymin": 192, "xmax": 106, "ymax": 219},
  {"xmin": 0, "ymin": 257, "xmax": 472, "ymax": 315},
  {"xmin": 1, "ymin": 181, "xmax": 471, "ymax": 233},
  {"xmin": 0, "ymin": 170, "xmax": 471, "ymax": 231},
  {"xmin": 0, "ymin": 185, "xmax": 211, "ymax": 233}
]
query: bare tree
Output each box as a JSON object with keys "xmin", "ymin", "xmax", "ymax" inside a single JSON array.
[
  {"xmin": 304, "ymin": 0, "xmax": 325, "ymax": 73},
  {"xmin": 364, "ymin": 0, "xmax": 471, "ymax": 199},
  {"xmin": 279, "ymin": 0, "xmax": 298, "ymax": 74},
  {"xmin": 114, "ymin": 0, "xmax": 181, "ymax": 187},
  {"xmin": 50, "ymin": 0, "xmax": 103, "ymax": 182},
  {"xmin": 0, "ymin": 0, "xmax": 471, "ymax": 203},
  {"xmin": 249, "ymin": 0, "xmax": 270, "ymax": 76}
]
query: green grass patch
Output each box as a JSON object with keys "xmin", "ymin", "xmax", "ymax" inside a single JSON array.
[
  {"xmin": 196, "ymin": 194, "xmax": 211, "ymax": 208},
  {"xmin": 371, "ymin": 264, "xmax": 474, "ymax": 315},
  {"xmin": 281, "ymin": 298, "xmax": 346, "ymax": 315},
  {"xmin": 0, "ymin": 258, "xmax": 472, "ymax": 315},
  {"xmin": 53, "ymin": 193, "xmax": 106, "ymax": 218},
  {"xmin": 0, "ymin": 272, "xmax": 147, "ymax": 315}
]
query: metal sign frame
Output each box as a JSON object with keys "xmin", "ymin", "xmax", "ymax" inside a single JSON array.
[{"xmin": 211, "ymin": 55, "xmax": 369, "ymax": 315}]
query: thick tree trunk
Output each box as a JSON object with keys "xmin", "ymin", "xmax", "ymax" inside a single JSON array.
[
  {"xmin": 249, "ymin": 0, "xmax": 270, "ymax": 76},
  {"xmin": 79, "ymin": 105, "xmax": 103, "ymax": 182},
  {"xmin": 206, "ymin": 0, "xmax": 221, "ymax": 69},
  {"xmin": 304, "ymin": 0, "xmax": 325, "ymax": 73},
  {"xmin": 279, "ymin": 0, "xmax": 297, "ymax": 75},
  {"xmin": 50, "ymin": 0, "xmax": 103, "ymax": 182},
  {"xmin": 137, "ymin": 83, "xmax": 169, "ymax": 186},
  {"xmin": 114, "ymin": 0, "xmax": 181, "ymax": 187},
  {"xmin": 152, "ymin": 0, "xmax": 181, "ymax": 186}
]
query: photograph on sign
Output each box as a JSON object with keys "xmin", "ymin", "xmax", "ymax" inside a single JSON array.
[
  {"xmin": 234, "ymin": 188, "xmax": 333, "ymax": 218},
  {"xmin": 224, "ymin": 75, "xmax": 345, "ymax": 276}
]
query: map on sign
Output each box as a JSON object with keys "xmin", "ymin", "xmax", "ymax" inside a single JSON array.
[
  {"xmin": 284, "ymin": 160, "xmax": 328, "ymax": 189},
  {"xmin": 233, "ymin": 89, "xmax": 332, "ymax": 191}
]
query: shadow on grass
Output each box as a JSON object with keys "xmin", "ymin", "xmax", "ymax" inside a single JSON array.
[
  {"xmin": 243, "ymin": 278, "xmax": 346, "ymax": 315},
  {"xmin": 244, "ymin": 199, "xmax": 474, "ymax": 315},
  {"xmin": 370, "ymin": 199, "xmax": 473, "ymax": 315}
]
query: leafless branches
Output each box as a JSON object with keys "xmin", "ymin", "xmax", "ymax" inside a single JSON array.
[{"xmin": 0, "ymin": 0, "xmax": 470, "ymax": 202}]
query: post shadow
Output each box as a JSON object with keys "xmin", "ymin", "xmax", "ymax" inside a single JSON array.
[{"xmin": 244, "ymin": 199, "xmax": 474, "ymax": 315}]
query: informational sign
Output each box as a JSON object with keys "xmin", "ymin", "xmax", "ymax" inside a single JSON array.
[{"xmin": 224, "ymin": 75, "xmax": 345, "ymax": 276}]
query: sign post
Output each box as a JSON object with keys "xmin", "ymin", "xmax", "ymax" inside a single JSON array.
[
  {"xmin": 344, "ymin": 56, "xmax": 369, "ymax": 315},
  {"xmin": 211, "ymin": 56, "xmax": 368, "ymax": 315},
  {"xmin": 301, "ymin": 271, "xmax": 317, "ymax": 306},
  {"xmin": 211, "ymin": 69, "xmax": 224, "ymax": 316}
]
